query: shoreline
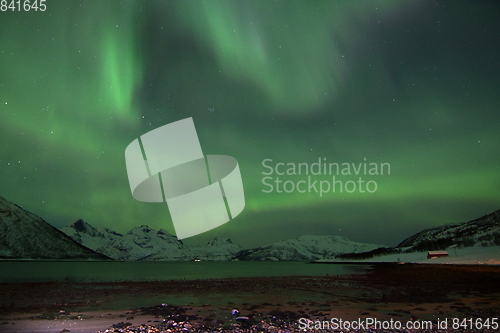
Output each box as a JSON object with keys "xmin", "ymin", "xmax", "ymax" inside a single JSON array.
[{"xmin": 1, "ymin": 264, "xmax": 499, "ymax": 332}]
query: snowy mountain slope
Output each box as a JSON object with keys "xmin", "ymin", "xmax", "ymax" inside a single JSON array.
[
  {"xmin": 62, "ymin": 222, "xmax": 241, "ymax": 261},
  {"xmin": 337, "ymin": 209, "xmax": 500, "ymax": 260},
  {"xmin": 145, "ymin": 237, "xmax": 242, "ymax": 261},
  {"xmin": 396, "ymin": 209, "xmax": 500, "ymax": 251},
  {"xmin": 235, "ymin": 235, "xmax": 384, "ymax": 261},
  {"xmin": 62, "ymin": 220, "xmax": 380, "ymax": 261},
  {"xmin": 61, "ymin": 219, "xmax": 122, "ymax": 252},
  {"xmin": 98, "ymin": 225, "xmax": 184, "ymax": 261},
  {"xmin": 60, "ymin": 209, "xmax": 500, "ymax": 262},
  {"xmin": 0, "ymin": 195, "xmax": 108, "ymax": 260}
]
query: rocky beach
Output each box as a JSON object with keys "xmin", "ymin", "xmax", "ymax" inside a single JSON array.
[{"xmin": 1, "ymin": 263, "xmax": 499, "ymax": 332}]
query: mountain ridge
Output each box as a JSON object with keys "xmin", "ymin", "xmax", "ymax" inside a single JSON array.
[
  {"xmin": 338, "ymin": 209, "xmax": 500, "ymax": 260},
  {"xmin": 61, "ymin": 220, "xmax": 242, "ymax": 261},
  {"xmin": 0, "ymin": 195, "xmax": 109, "ymax": 260},
  {"xmin": 235, "ymin": 235, "xmax": 384, "ymax": 261},
  {"xmin": 2, "ymin": 193, "xmax": 498, "ymax": 262},
  {"xmin": 62, "ymin": 219, "xmax": 386, "ymax": 261}
]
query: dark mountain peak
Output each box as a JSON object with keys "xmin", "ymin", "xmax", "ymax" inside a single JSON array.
[
  {"xmin": 395, "ymin": 209, "xmax": 500, "ymax": 250},
  {"xmin": 127, "ymin": 225, "xmax": 152, "ymax": 234},
  {"xmin": 0, "ymin": 194, "xmax": 109, "ymax": 260},
  {"xmin": 65, "ymin": 218, "xmax": 105, "ymax": 238},
  {"xmin": 157, "ymin": 229, "xmax": 172, "ymax": 236},
  {"xmin": 473, "ymin": 210, "xmax": 500, "ymax": 223},
  {"xmin": 72, "ymin": 219, "xmax": 88, "ymax": 232},
  {"xmin": 207, "ymin": 237, "xmax": 233, "ymax": 246}
]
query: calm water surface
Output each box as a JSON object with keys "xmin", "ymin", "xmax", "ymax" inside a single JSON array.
[{"xmin": 0, "ymin": 261, "xmax": 371, "ymax": 283}]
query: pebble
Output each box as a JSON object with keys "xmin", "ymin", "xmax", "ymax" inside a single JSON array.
[{"xmin": 94, "ymin": 319, "xmax": 498, "ymax": 333}]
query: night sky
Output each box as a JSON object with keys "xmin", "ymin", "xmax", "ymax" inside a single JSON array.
[{"xmin": 1, "ymin": 0, "xmax": 499, "ymax": 248}]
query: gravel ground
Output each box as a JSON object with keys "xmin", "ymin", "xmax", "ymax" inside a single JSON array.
[
  {"xmin": 95, "ymin": 318, "xmax": 500, "ymax": 333},
  {"xmin": 1, "ymin": 264, "xmax": 499, "ymax": 332}
]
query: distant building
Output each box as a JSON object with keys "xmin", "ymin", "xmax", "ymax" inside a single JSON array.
[{"xmin": 427, "ymin": 251, "xmax": 449, "ymax": 259}]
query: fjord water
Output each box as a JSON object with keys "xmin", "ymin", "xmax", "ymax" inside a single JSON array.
[{"xmin": 0, "ymin": 261, "xmax": 370, "ymax": 283}]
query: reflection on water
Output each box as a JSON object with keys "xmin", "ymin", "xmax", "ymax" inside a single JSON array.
[{"xmin": 0, "ymin": 261, "xmax": 371, "ymax": 283}]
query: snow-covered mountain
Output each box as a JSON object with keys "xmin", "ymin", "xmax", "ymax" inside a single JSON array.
[
  {"xmin": 62, "ymin": 220, "xmax": 383, "ymax": 261},
  {"xmin": 62, "ymin": 221, "xmax": 242, "ymax": 261},
  {"xmin": 145, "ymin": 237, "xmax": 242, "ymax": 261},
  {"xmin": 61, "ymin": 219, "xmax": 123, "ymax": 252},
  {"xmin": 235, "ymin": 235, "xmax": 384, "ymax": 261},
  {"xmin": 338, "ymin": 209, "xmax": 500, "ymax": 260},
  {"xmin": 98, "ymin": 225, "xmax": 184, "ymax": 261},
  {"xmin": 61, "ymin": 207, "xmax": 500, "ymax": 262},
  {"xmin": 0, "ymin": 195, "xmax": 108, "ymax": 260},
  {"xmin": 396, "ymin": 209, "xmax": 500, "ymax": 251},
  {"xmin": 62, "ymin": 222, "xmax": 182, "ymax": 261}
]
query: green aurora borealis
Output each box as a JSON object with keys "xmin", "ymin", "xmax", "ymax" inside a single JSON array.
[{"xmin": 1, "ymin": 0, "xmax": 499, "ymax": 248}]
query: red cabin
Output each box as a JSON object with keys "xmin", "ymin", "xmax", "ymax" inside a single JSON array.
[{"xmin": 427, "ymin": 251, "xmax": 449, "ymax": 259}]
